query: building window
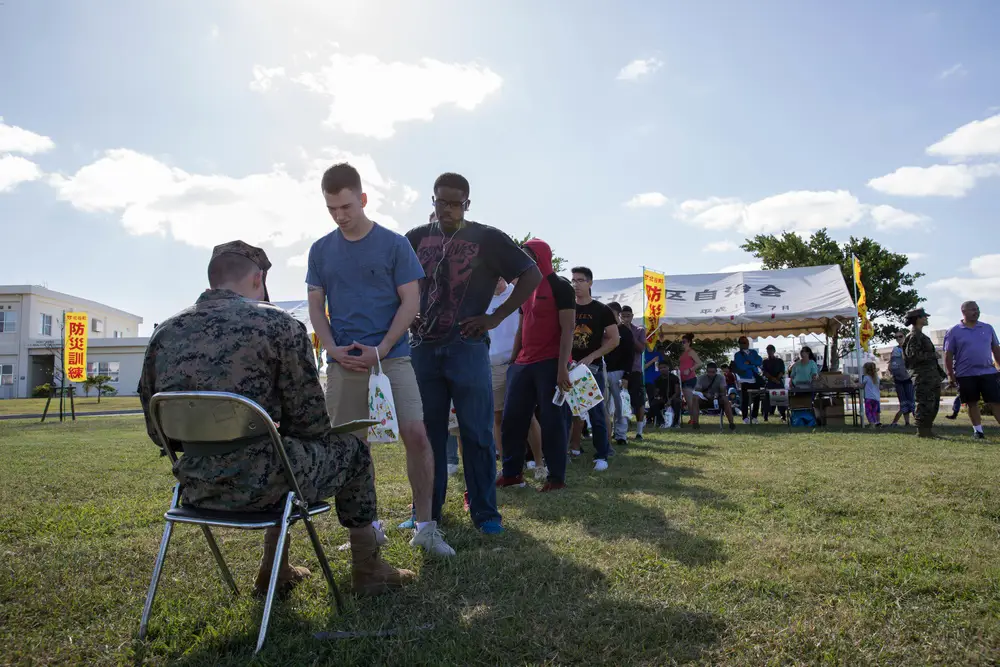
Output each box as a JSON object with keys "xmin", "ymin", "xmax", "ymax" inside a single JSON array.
[
  {"xmin": 0, "ymin": 364, "xmax": 12, "ymax": 385},
  {"xmin": 86, "ymin": 361, "xmax": 120, "ymax": 382},
  {"xmin": 40, "ymin": 313, "xmax": 52, "ymax": 337},
  {"xmin": 0, "ymin": 311, "xmax": 16, "ymax": 333},
  {"xmin": 92, "ymin": 318, "xmax": 104, "ymax": 333},
  {"xmin": 113, "ymin": 331, "xmax": 121, "ymax": 338}
]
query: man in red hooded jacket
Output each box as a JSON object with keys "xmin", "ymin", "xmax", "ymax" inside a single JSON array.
[{"xmin": 497, "ymin": 238, "xmax": 576, "ymax": 492}]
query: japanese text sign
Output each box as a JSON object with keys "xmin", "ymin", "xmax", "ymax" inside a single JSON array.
[{"xmin": 63, "ymin": 312, "xmax": 88, "ymax": 382}]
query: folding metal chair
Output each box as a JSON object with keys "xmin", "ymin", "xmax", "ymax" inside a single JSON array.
[{"xmin": 138, "ymin": 391, "xmax": 373, "ymax": 654}]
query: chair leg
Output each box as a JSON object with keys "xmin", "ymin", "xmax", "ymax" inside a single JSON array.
[
  {"xmin": 201, "ymin": 525, "xmax": 239, "ymax": 596},
  {"xmin": 301, "ymin": 514, "xmax": 345, "ymax": 615},
  {"xmin": 255, "ymin": 494, "xmax": 294, "ymax": 655},
  {"xmin": 139, "ymin": 485, "xmax": 181, "ymax": 640}
]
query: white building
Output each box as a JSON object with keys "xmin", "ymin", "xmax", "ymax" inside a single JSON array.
[{"xmin": 0, "ymin": 285, "xmax": 147, "ymax": 399}]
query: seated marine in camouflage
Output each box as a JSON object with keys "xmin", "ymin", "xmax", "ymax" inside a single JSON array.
[{"xmin": 138, "ymin": 240, "xmax": 413, "ymax": 598}]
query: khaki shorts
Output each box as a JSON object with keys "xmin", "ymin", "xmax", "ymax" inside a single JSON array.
[
  {"xmin": 492, "ymin": 363, "xmax": 509, "ymax": 413},
  {"xmin": 325, "ymin": 356, "xmax": 424, "ymax": 437}
]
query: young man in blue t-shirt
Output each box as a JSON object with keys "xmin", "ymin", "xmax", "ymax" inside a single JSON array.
[{"xmin": 306, "ymin": 163, "xmax": 454, "ymax": 557}]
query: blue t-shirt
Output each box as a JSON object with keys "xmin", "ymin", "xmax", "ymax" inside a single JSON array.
[
  {"xmin": 306, "ymin": 223, "xmax": 425, "ymax": 361},
  {"xmin": 643, "ymin": 347, "xmax": 663, "ymax": 385}
]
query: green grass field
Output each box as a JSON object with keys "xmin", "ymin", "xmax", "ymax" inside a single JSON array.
[
  {"xmin": 1, "ymin": 416, "xmax": 999, "ymax": 665},
  {"xmin": 0, "ymin": 396, "xmax": 141, "ymax": 416}
]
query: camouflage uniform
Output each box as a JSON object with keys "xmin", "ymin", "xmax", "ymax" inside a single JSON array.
[
  {"xmin": 138, "ymin": 288, "xmax": 376, "ymax": 528},
  {"xmin": 904, "ymin": 329, "xmax": 945, "ymax": 429}
]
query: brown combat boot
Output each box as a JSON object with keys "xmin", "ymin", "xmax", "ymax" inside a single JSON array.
[
  {"xmin": 253, "ymin": 528, "xmax": 311, "ymax": 599},
  {"xmin": 350, "ymin": 525, "xmax": 415, "ymax": 596},
  {"xmin": 917, "ymin": 427, "xmax": 936, "ymax": 438}
]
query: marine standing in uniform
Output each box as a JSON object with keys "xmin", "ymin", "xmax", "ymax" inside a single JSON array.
[
  {"xmin": 903, "ymin": 307, "xmax": 946, "ymax": 438},
  {"xmin": 138, "ymin": 240, "xmax": 413, "ymax": 598}
]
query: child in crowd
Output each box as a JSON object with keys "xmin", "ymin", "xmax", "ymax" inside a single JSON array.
[{"xmin": 862, "ymin": 362, "xmax": 881, "ymax": 428}]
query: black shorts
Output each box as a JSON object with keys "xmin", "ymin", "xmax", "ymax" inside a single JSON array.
[
  {"xmin": 957, "ymin": 373, "xmax": 1000, "ymax": 404},
  {"xmin": 626, "ymin": 371, "xmax": 646, "ymax": 409}
]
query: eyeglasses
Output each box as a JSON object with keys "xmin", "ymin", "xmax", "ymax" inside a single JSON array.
[
  {"xmin": 570, "ymin": 278, "xmax": 589, "ymax": 285},
  {"xmin": 432, "ymin": 196, "xmax": 468, "ymax": 210}
]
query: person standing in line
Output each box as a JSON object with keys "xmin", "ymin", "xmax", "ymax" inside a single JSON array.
[
  {"xmin": 861, "ymin": 362, "xmax": 882, "ymax": 428},
  {"xmin": 497, "ymin": 239, "xmax": 576, "ymax": 492},
  {"xmin": 760, "ymin": 344, "xmax": 787, "ymax": 422},
  {"xmin": 306, "ymin": 163, "xmax": 455, "ymax": 557},
  {"xmin": 567, "ymin": 267, "xmax": 620, "ymax": 471},
  {"xmin": 605, "ymin": 302, "xmax": 635, "ymax": 450},
  {"xmin": 732, "ymin": 336, "xmax": 764, "ymax": 423},
  {"xmin": 488, "ymin": 278, "xmax": 548, "ymax": 482},
  {"xmin": 904, "ymin": 308, "xmax": 946, "ymax": 438},
  {"xmin": 677, "ymin": 334, "xmax": 703, "ymax": 423},
  {"xmin": 619, "ymin": 306, "xmax": 648, "ymax": 440},
  {"xmin": 405, "ymin": 173, "xmax": 542, "ymax": 534},
  {"xmin": 944, "ymin": 301, "xmax": 1000, "ymax": 440},
  {"xmin": 888, "ymin": 330, "xmax": 915, "ymax": 427}
]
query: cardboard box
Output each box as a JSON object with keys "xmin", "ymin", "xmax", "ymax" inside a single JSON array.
[
  {"xmin": 824, "ymin": 414, "xmax": 845, "ymax": 426},
  {"xmin": 790, "ymin": 394, "xmax": 813, "ymax": 409}
]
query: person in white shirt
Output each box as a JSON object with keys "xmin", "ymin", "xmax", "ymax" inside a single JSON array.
[{"xmin": 488, "ymin": 278, "xmax": 546, "ymax": 480}]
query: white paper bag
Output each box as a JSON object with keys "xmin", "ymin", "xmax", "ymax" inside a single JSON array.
[
  {"xmin": 448, "ymin": 401, "xmax": 459, "ymax": 431},
  {"xmin": 620, "ymin": 390, "xmax": 633, "ymax": 419},
  {"xmin": 565, "ymin": 364, "xmax": 604, "ymax": 417},
  {"xmin": 368, "ymin": 353, "xmax": 399, "ymax": 443}
]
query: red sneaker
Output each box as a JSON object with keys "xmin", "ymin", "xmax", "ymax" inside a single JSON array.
[
  {"xmin": 539, "ymin": 481, "xmax": 566, "ymax": 493},
  {"xmin": 463, "ymin": 491, "xmax": 470, "ymax": 512},
  {"xmin": 495, "ymin": 475, "xmax": 526, "ymax": 488}
]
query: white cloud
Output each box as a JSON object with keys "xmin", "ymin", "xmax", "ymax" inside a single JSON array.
[
  {"xmin": 280, "ymin": 53, "xmax": 502, "ymax": 139},
  {"xmin": 617, "ymin": 58, "xmax": 663, "ymax": 81},
  {"xmin": 0, "ymin": 117, "xmax": 55, "ymax": 155},
  {"xmin": 400, "ymin": 185, "xmax": 420, "ymax": 208},
  {"xmin": 869, "ymin": 204, "xmax": 929, "ymax": 230},
  {"xmin": 0, "ymin": 155, "xmax": 44, "ymax": 192},
  {"xmin": 624, "ymin": 192, "xmax": 669, "ymax": 208},
  {"xmin": 938, "ymin": 63, "xmax": 967, "ymax": 80},
  {"xmin": 926, "ymin": 113, "xmax": 1000, "ymax": 160},
  {"xmin": 928, "ymin": 254, "xmax": 1000, "ymax": 302},
  {"xmin": 249, "ymin": 65, "xmax": 286, "ymax": 92},
  {"xmin": 49, "ymin": 147, "xmax": 415, "ymax": 251},
  {"xmin": 677, "ymin": 190, "xmax": 866, "ymax": 234},
  {"xmin": 209, "ymin": 25, "xmax": 220, "ymax": 39},
  {"xmin": 904, "ymin": 252, "xmax": 926, "ymax": 262},
  {"xmin": 702, "ymin": 240, "xmax": 738, "ymax": 253},
  {"xmin": 287, "ymin": 252, "xmax": 308, "ymax": 268},
  {"xmin": 867, "ymin": 163, "xmax": 1000, "ymax": 197},
  {"xmin": 717, "ymin": 262, "xmax": 763, "ymax": 273}
]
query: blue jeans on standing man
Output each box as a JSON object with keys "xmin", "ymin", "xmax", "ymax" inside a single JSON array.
[
  {"xmin": 410, "ymin": 335, "xmax": 500, "ymax": 528},
  {"xmin": 501, "ymin": 358, "xmax": 571, "ymax": 483},
  {"xmin": 583, "ymin": 364, "xmax": 612, "ymax": 461}
]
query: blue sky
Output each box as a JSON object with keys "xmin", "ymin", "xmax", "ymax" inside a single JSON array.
[{"xmin": 2, "ymin": 0, "xmax": 998, "ymax": 334}]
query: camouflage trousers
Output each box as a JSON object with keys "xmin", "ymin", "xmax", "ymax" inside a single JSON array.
[
  {"xmin": 913, "ymin": 374, "xmax": 942, "ymax": 429},
  {"xmin": 174, "ymin": 432, "xmax": 377, "ymax": 528}
]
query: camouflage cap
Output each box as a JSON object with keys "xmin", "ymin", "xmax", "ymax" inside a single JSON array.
[
  {"xmin": 905, "ymin": 307, "xmax": 928, "ymax": 320},
  {"xmin": 210, "ymin": 240, "xmax": 272, "ymax": 302}
]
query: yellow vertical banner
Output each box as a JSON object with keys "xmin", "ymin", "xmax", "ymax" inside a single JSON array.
[
  {"xmin": 643, "ymin": 269, "xmax": 665, "ymax": 351},
  {"xmin": 63, "ymin": 312, "xmax": 89, "ymax": 382},
  {"xmin": 310, "ymin": 332, "xmax": 322, "ymax": 368},
  {"xmin": 853, "ymin": 258, "xmax": 873, "ymax": 352}
]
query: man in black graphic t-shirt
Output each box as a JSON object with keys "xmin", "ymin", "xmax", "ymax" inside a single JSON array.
[{"xmin": 568, "ymin": 267, "xmax": 619, "ymax": 470}]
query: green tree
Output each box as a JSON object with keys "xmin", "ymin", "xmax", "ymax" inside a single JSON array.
[
  {"xmin": 741, "ymin": 229, "xmax": 924, "ymax": 370},
  {"xmin": 82, "ymin": 376, "xmax": 98, "ymax": 397},
  {"xmin": 514, "ymin": 233, "xmax": 567, "ymax": 274},
  {"xmin": 89, "ymin": 375, "xmax": 113, "ymax": 403}
]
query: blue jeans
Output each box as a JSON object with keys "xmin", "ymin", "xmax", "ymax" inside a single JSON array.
[
  {"xmin": 501, "ymin": 359, "xmax": 571, "ymax": 483},
  {"xmin": 894, "ymin": 379, "xmax": 915, "ymax": 415},
  {"xmin": 411, "ymin": 336, "xmax": 500, "ymax": 528},
  {"xmin": 585, "ymin": 366, "xmax": 612, "ymax": 460}
]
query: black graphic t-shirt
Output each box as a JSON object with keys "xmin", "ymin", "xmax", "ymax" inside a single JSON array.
[
  {"xmin": 405, "ymin": 221, "xmax": 534, "ymax": 344},
  {"xmin": 572, "ymin": 300, "xmax": 616, "ymax": 363}
]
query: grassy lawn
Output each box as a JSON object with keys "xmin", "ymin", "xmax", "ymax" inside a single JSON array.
[
  {"xmin": 1, "ymin": 417, "xmax": 999, "ymax": 665},
  {"xmin": 0, "ymin": 396, "xmax": 141, "ymax": 416}
]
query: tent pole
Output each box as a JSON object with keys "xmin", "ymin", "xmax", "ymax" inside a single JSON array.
[{"xmin": 851, "ymin": 254, "xmax": 863, "ymax": 389}]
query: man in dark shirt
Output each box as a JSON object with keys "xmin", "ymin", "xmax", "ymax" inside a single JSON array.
[
  {"xmin": 405, "ymin": 173, "xmax": 542, "ymax": 534},
  {"xmin": 648, "ymin": 361, "xmax": 681, "ymax": 427},
  {"xmin": 620, "ymin": 306, "xmax": 648, "ymax": 440},
  {"xmin": 760, "ymin": 344, "xmax": 787, "ymax": 421},
  {"xmin": 567, "ymin": 266, "xmax": 619, "ymax": 471},
  {"xmin": 497, "ymin": 238, "xmax": 576, "ymax": 492},
  {"xmin": 605, "ymin": 302, "xmax": 635, "ymax": 448}
]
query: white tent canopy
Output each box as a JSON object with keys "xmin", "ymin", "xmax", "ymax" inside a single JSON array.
[{"xmin": 591, "ymin": 265, "xmax": 857, "ymax": 340}]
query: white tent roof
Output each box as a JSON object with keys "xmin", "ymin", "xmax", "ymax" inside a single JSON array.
[{"xmin": 591, "ymin": 265, "xmax": 857, "ymax": 340}]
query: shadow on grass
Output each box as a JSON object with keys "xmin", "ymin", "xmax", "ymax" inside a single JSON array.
[{"xmin": 147, "ymin": 527, "xmax": 723, "ymax": 666}]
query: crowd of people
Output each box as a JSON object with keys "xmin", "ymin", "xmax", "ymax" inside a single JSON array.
[{"xmin": 137, "ymin": 161, "xmax": 1000, "ymax": 601}]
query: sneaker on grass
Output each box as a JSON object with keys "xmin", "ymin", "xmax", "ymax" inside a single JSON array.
[
  {"xmin": 410, "ymin": 522, "xmax": 456, "ymax": 557},
  {"xmin": 479, "ymin": 520, "xmax": 504, "ymax": 535},
  {"xmin": 539, "ymin": 481, "xmax": 566, "ymax": 493},
  {"xmin": 495, "ymin": 475, "xmax": 526, "ymax": 488},
  {"xmin": 594, "ymin": 459, "xmax": 609, "ymax": 472}
]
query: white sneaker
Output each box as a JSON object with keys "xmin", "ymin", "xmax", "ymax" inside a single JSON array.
[
  {"xmin": 534, "ymin": 465, "xmax": 548, "ymax": 482},
  {"xmin": 594, "ymin": 459, "xmax": 609, "ymax": 472},
  {"xmin": 743, "ymin": 418, "xmax": 751, "ymax": 425},
  {"xmin": 409, "ymin": 521, "xmax": 456, "ymax": 557},
  {"xmin": 570, "ymin": 449, "xmax": 582, "ymax": 458},
  {"xmin": 751, "ymin": 418, "xmax": 759, "ymax": 425},
  {"xmin": 526, "ymin": 461, "xmax": 537, "ymax": 470},
  {"xmin": 447, "ymin": 463, "xmax": 459, "ymax": 475}
]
